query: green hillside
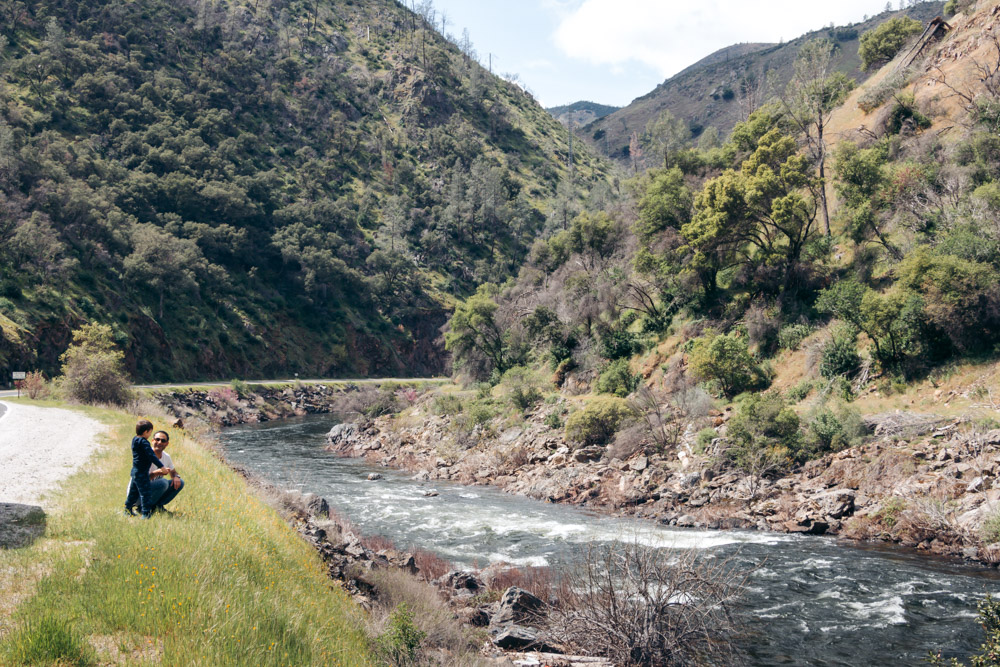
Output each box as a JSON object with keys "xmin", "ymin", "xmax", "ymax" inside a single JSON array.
[{"xmin": 0, "ymin": 0, "xmax": 611, "ymax": 382}]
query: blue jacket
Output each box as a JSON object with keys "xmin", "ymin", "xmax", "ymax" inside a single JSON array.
[{"xmin": 131, "ymin": 436, "xmax": 163, "ymax": 472}]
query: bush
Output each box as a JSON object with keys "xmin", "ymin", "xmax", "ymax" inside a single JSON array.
[
  {"xmin": 727, "ymin": 392, "xmax": 802, "ymax": 468},
  {"xmin": 688, "ymin": 332, "xmax": 769, "ymax": 398},
  {"xmin": 695, "ymin": 427, "xmax": 717, "ymax": 453},
  {"xmin": 858, "ymin": 16, "xmax": 923, "ymax": 71},
  {"xmin": 595, "ymin": 359, "xmax": 640, "ymax": 397},
  {"xmin": 981, "ymin": 510, "xmax": 1000, "ymax": 545},
  {"xmin": 546, "ymin": 541, "xmax": 745, "ymax": 666},
  {"xmin": 805, "ymin": 405, "xmax": 868, "ymax": 455},
  {"xmin": 599, "ymin": 326, "xmax": 640, "ymax": 360},
  {"xmin": 787, "ymin": 379, "xmax": 815, "ymax": 402},
  {"xmin": 928, "ymin": 594, "xmax": 1000, "ymax": 666},
  {"xmin": 22, "ymin": 370, "xmax": 47, "ymax": 399},
  {"xmin": 777, "ymin": 323, "xmax": 814, "ymax": 351},
  {"xmin": 59, "ymin": 323, "xmax": 132, "ymax": 406},
  {"xmin": 432, "ymin": 393, "xmax": 463, "ymax": 415},
  {"xmin": 375, "ymin": 603, "xmax": 426, "ymax": 666},
  {"xmin": 230, "ymin": 378, "xmax": 249, "ymax": 396},
  {"xmin": 499, "ymin": 366, "xmax": 544, "ymax": 411},
  {"xmin": 857, "ymin": 67, "xmax": 914, "ymax": 113},
  {"xmin": 820, "ymin": 327, "xmax": 861, "ymax": 379},
  {"xmin": 565, "ymin": 397, "xmax": 635, "ymax": 447}
]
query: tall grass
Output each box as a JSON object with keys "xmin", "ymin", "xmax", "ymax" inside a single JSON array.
[{"xmin": 0, "ymin": 404, "xmax": 373, "ymax": 666}]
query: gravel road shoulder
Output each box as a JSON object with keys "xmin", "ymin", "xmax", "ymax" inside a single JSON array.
[{"xmin": 0, "ymin": 401, "xmax": 108, "ymax": 507}]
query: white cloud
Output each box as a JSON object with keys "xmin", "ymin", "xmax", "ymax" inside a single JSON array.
[{"xmin": 554, "ymin": 0, "xmax": 891, "ymax": 78}]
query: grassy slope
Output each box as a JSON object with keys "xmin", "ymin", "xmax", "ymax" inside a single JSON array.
[{"xmin": 0, "ymin": 401, "xmax": 372, "ymax": 666}]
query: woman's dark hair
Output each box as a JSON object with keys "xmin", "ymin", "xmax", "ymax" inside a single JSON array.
[{"xmin": 136, "ymin": 419, "xmax": 154, "ymax": 436}]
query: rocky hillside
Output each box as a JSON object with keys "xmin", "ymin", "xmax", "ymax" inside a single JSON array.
[
  {"xmin": 584, "ymin": 2, "xmax": 944, "ymax": 162},
  {"xmin": 0, "ymin": 0, "xmax": 610, "ymax": 382},
  {"xmin": 547, "ymin": 101, "xmax": 620, "ymax": 128}
]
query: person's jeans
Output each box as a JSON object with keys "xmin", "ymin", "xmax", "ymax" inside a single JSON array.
[{"xmin": 126, "ymin": 476, "xmax": 184, "ymax": 512}]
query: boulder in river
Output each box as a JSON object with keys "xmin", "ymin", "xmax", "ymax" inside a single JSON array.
[{"xmin": 367, "ymin": 472, "xmax": 383, "ymax": 481}]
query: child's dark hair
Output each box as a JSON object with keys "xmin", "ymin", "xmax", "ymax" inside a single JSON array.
[{"xmin": 136, "ymin": 419, "xmax": 154, "ymax": 436}]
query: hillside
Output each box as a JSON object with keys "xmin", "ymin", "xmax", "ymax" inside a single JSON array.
[
  {"xmin": 547, "ymin": 100, "xmax": 620, "ymax": 127},
  {"xmin": 584, "ymin": 2, "xmax": 944, "ymax": 162},
  {"xmin": 0, "ymin": 0, "xmax": 611, "ymax": 382}
]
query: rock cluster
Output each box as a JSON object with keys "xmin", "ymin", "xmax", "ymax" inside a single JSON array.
[{"xmin": 157, "ymin": 384, "xmax": 367, "ymax": 427}]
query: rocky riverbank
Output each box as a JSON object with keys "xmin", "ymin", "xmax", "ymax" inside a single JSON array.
[
  {"xmin": 155, "ymin": 382, "xmax": 416, "ymax": 427},
  {"xmin": 261, "ymin": 482, "xmax": 612, "ymax": 666},
  {"xmin": 325, "ymin": 401, "xmax": 1000, "ymax": 565}
]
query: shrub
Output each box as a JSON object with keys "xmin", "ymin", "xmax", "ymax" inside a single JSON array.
[
  {"xmin": 688, "ymin": 332, "xmax": 769, "ymax": 398},
  {"xmin": 230, "ymin": 378, "xmax": 249, "ymax": 396},
  {"xmin": 375, "ymin": 603, "xmax": 427, "ymax": 665},
  {"xmin": 857, "ymin": 67, "xmax": 914, "ymax": 113},
  {"xmin": 777, "ymin": 323, "xmax": 814, "ymax": 351},
  {"xmin": 599, "ymin": 326, "xmax": 640, "ymax": 360},
  {"xmin": 820, "ymin": 327, "xmax": 861, "ymax": 379},
  {"xmin": 727, "ymin": 392, "xmax": 802, "ymax": 468},
  {"xmin": 595, "ymin": 358, "xmax": 640, "ymax": 397},
  {"xmin": 59, "ymin": 323, "xmax": 132, "ymax": 406},
  {"xmin": 546, "ymin": 541, "xmax": 745, "ymax": 667},
  {"xmin": 565, "ymin": 397, "xmax": 635, "ymax": 447},
  {"xmin": 787, "ymin": 379, "xmax": 815, "ymax": 402},
  {"xmin": 544, "ymin": 411, "xmax": 563, "ymax": 430},
  {"xmin": 22, "ymin": 370, "xmax": 47, "ymax": 399},
  {"xmin": 499, "ymin": 366, "xmax": 544, "ymax": 411},
  {"xmin": 981, "ymin": 510, "xmax": 1000, "ymax": 545},
  {"xmin": 695, "ymin": 427, "xmax": 717, "ymax": 453},
  {"xmin": 858, "ymin": 16, "xmax": 923, "ymax": 71},
  {"xmin": 806, "ymin": 405, "xmax": 868, "ymax": 455}
]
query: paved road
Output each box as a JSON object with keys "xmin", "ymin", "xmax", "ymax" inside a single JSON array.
[{"xmin": 0, "ymin": 377, "xmax": 447, "ymax": 399}]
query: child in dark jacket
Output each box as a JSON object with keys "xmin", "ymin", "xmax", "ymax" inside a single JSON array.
[{"xmin": 129, "ymin": 419, "xmax": 165, "ymax": 518}]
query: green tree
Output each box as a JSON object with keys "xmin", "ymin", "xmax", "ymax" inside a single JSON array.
[
  {"xmin": 688, "ymin": 332, "xmax": 769, "ymax": 398},
  {"xmin": 59, "ymin": 323, "xmax": 131, "ymax": 406},
  {"xmin": 858, "ymin": 16, "xmax": 923, "ymax": 71},
  {"xmin": 445, "ymin": 284, "xmax": 523, "ymax": 381},
  {"xmin": 685, "ymin": 129, "xmax": 819, "ymax": 292},
  {"xmin": 636, "ymin": 167, "xmax": 692, "ymax": 241},
  {"xmin": 782, "ymin": 39, "xmax": 855, "ymax": 235},
  {"xmin": 565, "ymin": 397, "xmax": 635, "ymax": 447}
]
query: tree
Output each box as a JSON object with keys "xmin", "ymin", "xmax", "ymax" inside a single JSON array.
[
  {"xmin": 445, "ymin": 284, "xmax": 522, "ymax": 380},
  {"xmin": 858, "ymin": 16, "xmax": 923, "ymax": 71},
  {"xmin": 688, "ymin": 332, "xmax": 769, "ymax": 398},
  {"xmin": 782, "ymin": 39, "xmax": 856, "ymax": 235},
  {"xmin": 59, "ymin": 323, "xmax": 131, "ymax": 406},
  {"xmin": 685, "ymin": 129, "xmax": 820, "ymax": 292},
  {"xmin": 644, "ymin": 109, "xmax": 690, "ymax": 168},
  {"xmin": 832, "ymin": 140, "xmax": 900, "ymax": 258},
  {"xmin": 636, "ymin": 167, "xmax": 692, "ymax": 241}
]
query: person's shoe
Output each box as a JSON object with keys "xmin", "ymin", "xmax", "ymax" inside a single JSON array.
[
  {"xmin": 156, "ymin": 506, "xmax": 174, "ymax": 516},
  {"xmin": 140, "ymin": 512, "xmax": 153, "ymax": 519},
  {"xmin": 123, "ymin": 506, "xmax": 136, "ymax": 517}
]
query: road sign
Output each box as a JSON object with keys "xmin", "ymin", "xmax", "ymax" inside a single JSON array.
[{"xmin": 11, "ymin": 371, "xmax": 25, "ymax": 380}]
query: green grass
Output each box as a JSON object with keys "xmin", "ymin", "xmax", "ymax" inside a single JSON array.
[{"xmin": 0, "ymin": 403, "xmax": 374, "ymax": 666}]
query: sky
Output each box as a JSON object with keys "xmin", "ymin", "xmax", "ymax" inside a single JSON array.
[{"xmin": 430, "ymin": 0, "xmax": 908, "ymax": 108}]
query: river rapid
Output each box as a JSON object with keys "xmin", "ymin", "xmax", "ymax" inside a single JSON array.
[{"xmin": 219, "ymin": 415, "xmax": 1000, "ymax": 665}]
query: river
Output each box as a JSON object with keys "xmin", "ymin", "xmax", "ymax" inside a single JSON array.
[{"xmin": 219, "ymin": 414, "xmax": 1000, "ymax": 665}]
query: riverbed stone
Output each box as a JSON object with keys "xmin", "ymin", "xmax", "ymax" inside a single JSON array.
[{"xmin": 367, "ymin": 473, "xmax": 383, "ymax": 481}]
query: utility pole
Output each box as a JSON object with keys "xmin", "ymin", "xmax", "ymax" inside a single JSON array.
[{"xmin": 568, "ymin": 120, "xmax": 574, "ymax": 183}]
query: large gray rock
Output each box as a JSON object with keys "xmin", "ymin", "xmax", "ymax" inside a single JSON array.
[
  {"xmin": 0, "ymin": 503, "xmax": 46, "ymax": 549},
  {"xmin": 492, "ymin": 586, "xmax": 544, "ymax": 626},
  {"xmin": 301, "ymin": 493, "xmax": 329, "ymax": 517},
  {"xmin": 327, "ymin": 422, "xmax": 359, "ymax": 445},
  {"xmin": 437, "ymin": 570, "xmax": 485, "ymax": 598}
]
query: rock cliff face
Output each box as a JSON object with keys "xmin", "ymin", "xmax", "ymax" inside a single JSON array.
[{"xmin": 326, "ymin": 405, "xmax": 1000, "ymax": 565}]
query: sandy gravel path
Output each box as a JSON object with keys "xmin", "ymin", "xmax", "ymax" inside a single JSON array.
[{"xmin": 0, "ymin": 402, "xmax": 108, "ymax": 507}]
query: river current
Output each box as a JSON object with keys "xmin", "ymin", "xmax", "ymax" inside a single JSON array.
[{"xmin": 219, "ymin": 414, "xmax": 1000, "ymax": 665}]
